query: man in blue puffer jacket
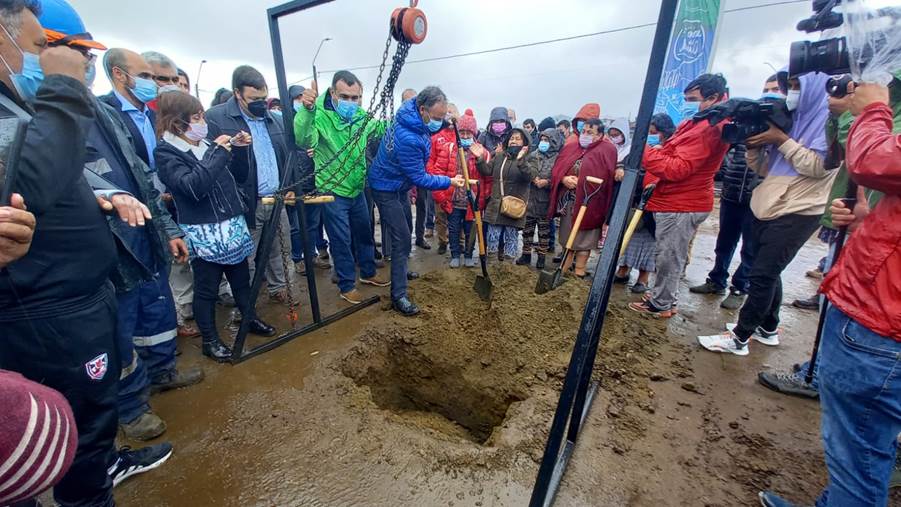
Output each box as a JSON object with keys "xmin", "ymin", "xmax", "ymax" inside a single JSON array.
[{"xmin": 369, "ymin": 86, "xmax": 465, "ymax": 315}]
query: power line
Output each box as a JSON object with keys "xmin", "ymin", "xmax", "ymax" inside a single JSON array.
[{"xmin": 297, "ymin": 0, "xmax": 808, "ymax": 82}]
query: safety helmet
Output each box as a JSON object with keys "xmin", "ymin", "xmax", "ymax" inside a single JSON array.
[{"xmin": 37, "ymin": 0, "xmax": 106, "ymax": 50}]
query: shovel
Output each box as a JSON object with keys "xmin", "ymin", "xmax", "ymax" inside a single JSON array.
[
  {"xmin": 536, "ymin": 176, "xmax": 605, "ymax": 294},
  {"xmin": 619, "ymin": 183, "xmax": 656, "ymax": 252},
  {"xmin": 451, "ymin": 119, "xmax": 493, "ymax": 301}
]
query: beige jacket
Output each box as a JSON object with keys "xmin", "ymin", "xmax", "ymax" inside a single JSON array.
[{"xmin": 746, "ymin": 138, "xmax": 838, "ymax": 220}]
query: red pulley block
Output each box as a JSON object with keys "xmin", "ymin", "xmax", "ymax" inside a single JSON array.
[{"xmin": 390, "ymin": 0, "xmax": 427, "ymax": 44}]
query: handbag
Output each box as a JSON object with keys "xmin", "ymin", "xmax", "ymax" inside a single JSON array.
[{"xmin": 499, "ymin": 158, "xmax": 527, "ymax": 219}]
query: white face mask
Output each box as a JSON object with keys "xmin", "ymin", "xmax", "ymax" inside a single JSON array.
[{"xmin": 785, "ymin": 89, "xmax": 801, "ymax": 111}]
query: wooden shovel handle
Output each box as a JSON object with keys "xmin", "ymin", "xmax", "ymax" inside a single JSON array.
[
  {"xmin": 564, "ymin": 205, "xmax": 589, "ymax": 251},
  {"xmin": 585, "ymin": 176, "xmax": 604, "ymax": 185}
]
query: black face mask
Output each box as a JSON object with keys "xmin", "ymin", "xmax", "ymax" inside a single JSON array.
[
  {"xmin": 246, "ymin": 99, "xmax": 268, "ymax": 118},
  {"xmin": 506, "ymin": 145, "xmax": 523, "ymax": 157}
]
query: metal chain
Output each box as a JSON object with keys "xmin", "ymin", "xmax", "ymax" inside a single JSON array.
[{"xmin": 275, "ymin": 217, "xmax": 299, "ymax": 327}]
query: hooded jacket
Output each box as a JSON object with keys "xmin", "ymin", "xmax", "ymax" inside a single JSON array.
[
  {"xmin": 293, "ymin": 89, "xmax": 385, "ymax": 198},
  {"xmin": 427, "ymin": 128, "xmax": 491, "ymax": 220},
  {"xmin": 642, "ymin": 115, "xmax": 730, "ymax": 213},
  {"xmin": 607, "ymin": 117, "xmax": 631, "ymax": 165},
  {"xmin": 477, "ymin": 128, "xmax": 537, "ymax": 228},
  {"xmin": 527, "ymin": 128, "xmax": 563, "ymax": 217},
  {"xmin": 566, "ymin": 103, "xmax": 601, "ymax": 145},
  {"xmin": 477, "ymin": 106, "xmax": 511, "ymax": 152},
  {"xmin": 821, "ymin": 101, "xmax": 901, "ymax": 342},
  {"xmin": 368, "ymin": 98, "xmax": 451, "ymax": 193},
  {"xmin": 718, "ymin": 143, "xmax": 756, "ymax": 204},
  {"xmin": 548, "ymin": 136, "xmax": 617, "ymax": 231}
]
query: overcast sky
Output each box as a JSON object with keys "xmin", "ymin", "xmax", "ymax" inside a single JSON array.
[{"xmin": 71, "ymin": 0, "xmax": 812, "ymax": 125}]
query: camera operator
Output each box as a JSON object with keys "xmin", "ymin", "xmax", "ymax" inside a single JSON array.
[
  {"xmin": 699, "ymin": 70, "xmax": 838, "ymax": 356},
  {"xmin": 760, "ymin": 80, "xmax": 901, "ymax": 507}
]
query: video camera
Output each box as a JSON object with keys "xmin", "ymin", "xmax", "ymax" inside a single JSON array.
[
  {"xmin": 696, "ymin": 98, "xmax": 794, "ymax": 144},
  {"xmin": 790, "ymin": 0, "xmax": 901, "ymax": 96}
]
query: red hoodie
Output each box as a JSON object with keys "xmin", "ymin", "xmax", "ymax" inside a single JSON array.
[
  {"xmin": 643, "ymin": 118, "xmax": 729, "ymax": 213},
  {"xmin": 565, "ymin": 103, "xmax": 601, "ymax": 145},
  {"xmin": 821, "ymin": 102, "xmax": 901, "ymax": 342}
]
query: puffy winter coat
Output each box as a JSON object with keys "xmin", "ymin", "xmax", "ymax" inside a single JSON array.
[
  {"xmin": 477, "ymin": 106, "xmax": 511, "ymax": 152},
  {"xmin": 367, "ymin": 98, "xmax": 451, "ymax": 193},
  {"xmin": 719, "ymin": 143, "xmax": 757, "ymax": 204},
  {"xmin": 822, "ymin": 101, "xmax": 901, "ymax": 342},
  {"xmin": 643, "ymin": 118, "xmax": 730, "ymax": 213},
  {"xmin": 478, "ymin": 128, "xmax": 537, "ymax": 228},
  {"xmin": 527, "ymin": 128, "xmax": 563, "ymax": 217},
  {"xmin": 426, "ymin": 128, "xmax": 491, "ymax": 220}
]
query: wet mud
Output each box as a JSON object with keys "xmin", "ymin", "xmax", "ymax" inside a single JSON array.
[{"xmin": 113, "ymin": 212, "xmax": 900, "ymax": 506}]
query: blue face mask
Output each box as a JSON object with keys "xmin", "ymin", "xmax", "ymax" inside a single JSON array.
[
  {"xmin": 575, "ymin": 120, "xmax": 585, "ymax": 133},
  {"xmin": 460, "ymin": 137, "xmax": 474, "ymax": 149},
  {"xmin": 760, "ymin": 92, "xmax": 785, "ymax": 101},
  {"xmin": 538, "ymin": 140, "xmax": 550, "ymax": 153},
  {"xmin": 0, "ymin": 24, "xmax": 43, "ymax": 103},
  {"xmin": 335, "ymin": 99, "xmax": 359, "ymax": 122},
  {"xmin": 294, "ymin": 101, "xmax": 303, "ymax": 113},
  {"xmin": 647, "ymin": 134, "xmax": 660, "ymax": 146},
  {"xmin": 427, "ymin": 118, "xmax": 443, "ymax": 133},
  {"xmin": 682, "ymin": 100, "xmax": 701, "ymax": 116},
  {"xmin": 130, "ymin": 75, "xmax": 158, "ymax": 104}
]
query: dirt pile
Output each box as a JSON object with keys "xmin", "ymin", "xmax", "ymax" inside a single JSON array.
[{"xmin": 341, "ymin": 263, "xmax": 686, "ymax": 459}]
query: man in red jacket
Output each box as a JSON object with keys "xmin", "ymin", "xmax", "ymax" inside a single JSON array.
[
  {"xmin": 759, "ymin": 82, "xmax": 901, "ymax": 507},
  {"xmin": 629, "ymin": 74, "xmax": 731, "ymax": 318}
]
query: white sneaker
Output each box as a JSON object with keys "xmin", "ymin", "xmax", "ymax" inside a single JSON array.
[
  {"xmin": 698, "ymin": 331, "xmax": 750, "ymax": 356},
  {"xmin": 725, "ymin": 323, "xmax": 781, "ymax": 346}
]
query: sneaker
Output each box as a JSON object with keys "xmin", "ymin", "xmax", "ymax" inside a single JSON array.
[
  {"xmin": 806, "ymin": 268, "xmax": 824, "ymax": 280},
  {"xmin": 340, "ymin": 289, "xmax": 365, "ymax": 304},
  {"xmin": 758, "ymin": 491, "xmax": 802, "ymax": 507},
  {"xmin": 109, "ymin": 443, "xmax": 173, "ymax": 487},
  {"xmin": 149, "ymin": 367, "xmax": 204, "ymax": 395},
  {"xmin": 720, "ymin": 289, "xmax": 747, "ymax": 310},
  {"xmin": 689, "ymin": 281, "xmax": 727, "ymax": 295},
  {"xmin": 725, "ymin": 323, "xmax": 781, "ymax": 346},
  {"xmin": 464, "ymin": 257, "xmax": 476, "ymax": 268},
  {"xmin": 120, "ymin": 411, "xmax": 167, "ymax": 441},
  {"xmin": 449, "ymin": 257, "xmax": 461, "ymax": 268},
  {"xmin": 698, "ymin": 330, "xmax": 749, "ymax": 356},
  {"xmin": 792, "ymin": 295, "xmax": 820, "ymax": 311},
  {"xmin": 360, "ymin": 274, "xmax": 390, "ymax": 287},
  {"xmin": 757, "ymin": 370, "xmax": 818, "ymax": 399},
  {"xmin": 627, "ymin": 301, "xmax": 677, "ymax": 319}
]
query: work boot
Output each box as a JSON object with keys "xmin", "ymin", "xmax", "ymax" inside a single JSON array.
[
  {"xmin": 437, "ymin": 242, "xmax": 447, "ymax": 255},
  {"xmin": 792, "ymin": 294, "xmax": 820, "ymax": 311},
  {"xmin": 120, "ymin": 411, "xmax": 167, "ymax": 441},
  {"xmin": 516, "ymin": 253, "xmax": 532, "ymax": 266},
  {"xmin": 319, "ymin": 248, "xmax": 330, "ymax": 261},
  {"xmin": 536, "ymin": 255, "xmax": 546, "ymax": 270},
  {"xmin": 249, "ymin": 318, "xmax": 277, "ymax": 337},
  {"xmin": 720, "ymin": 289, "xmax": 747, "ymax": 310},
  {"xmin": 341, "ymin": 289, "xmax": 366, "ymax": 305},
  {"xmin": 360, "ymin": 274, "xmax": 390, "ymax": 287},
  {"xmin": 392, "ymin": 297, "xmax": 420, "ymax": 316},
  {"xmin": 110, "ymin": 442, "xmax": 173, "ymax": 487},
  {"xmin": 150, "ymin": 367, "xmax": 205, "ymax": 395},
  {"xmin": 758, "ymin": 370, "xmax": 818, "ymax": 400},
  {"xmin": 689, "ymin": 280, "xmax": 727, "ymax": 295},
  {"xmin": 202, "ymin": 337, "xmax": 233, "ymax": 363},
  {"xmin": 314, "ymin": 255, "xmax": 331, "ymax": 269},
  {"xmin": 415, "ymin": 239, "xmax": 432, "ymax": 250}
]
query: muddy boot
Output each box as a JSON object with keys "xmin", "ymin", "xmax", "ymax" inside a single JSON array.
[
  {"xmin": 536, "ymin": 255, "xmax": 546, "ymax": 270},
  {"xmin": 120, "ymin": 410, "xmax": 167, "ymax": 441},
  {"xmin": 149, "ymin": 367, "xmax": 205, "ymax": 395},
  {"xmin": 516, "ymin": 253, "xmax": 532, "ymax": 266},
  {"xmin": 203, "ymin": 337, "xmax": 233, "ymax": 363}
]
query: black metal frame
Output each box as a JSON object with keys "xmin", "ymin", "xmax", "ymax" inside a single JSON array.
[
  {"xmin": 528, "ymin": 0, "xmax": 678, "ymax": 504},
  {"xmin": 230, "ymin": 0, "xmax": 379, "ymax": 364}
]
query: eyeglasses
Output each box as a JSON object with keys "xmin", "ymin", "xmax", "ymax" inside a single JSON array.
[{"xmin": 49, "ymin": 42, "xmax": 96, "ymax": 65}]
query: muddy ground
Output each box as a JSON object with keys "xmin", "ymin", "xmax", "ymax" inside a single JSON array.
[{"xmin": 114, "ymin": 211, "xmax": 901, "ymax": 507}]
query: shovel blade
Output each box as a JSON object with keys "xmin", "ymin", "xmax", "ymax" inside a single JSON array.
[
  {"xmin": 535, "ymin": 268, "xmax": 563, "ymax": 294},
  {"xmin": 474, "ymin": 275, "xmax": 494, "ymax": 301}
]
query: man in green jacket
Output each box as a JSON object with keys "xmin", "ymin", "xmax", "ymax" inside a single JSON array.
[{"xmin": 294, "ymin": 70, "xmax": 388, "ymax": 303}]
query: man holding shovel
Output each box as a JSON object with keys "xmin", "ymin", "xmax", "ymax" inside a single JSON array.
[{"xmin": 368, "ymin": 86, "xmax": 465, "ymax": 316}]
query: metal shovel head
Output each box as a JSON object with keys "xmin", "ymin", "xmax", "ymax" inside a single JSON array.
[
  {"xmin": 474, "ymin": 275, "xmax": 494, "ymax": 301},
  {"xmin": 535, "ymin": 268, "xmax": 565, "ymax": 294}
]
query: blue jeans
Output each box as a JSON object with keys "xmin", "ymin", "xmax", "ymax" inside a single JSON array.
[
  {"xmin": 708, "ymin": 198, "xmax": 755, "ymax": 292},
  {"xmin": 322, "ymin": 193, "xmax": 377, "ymax": 293},
  {"xmin": 372, "ymin": 189, "xmax": 412, "ymax": 302},
  {"xmin": 287, "ymin": 204, "xmax": 329, "ymax": 262},
  {"xmin": 815, "ymin": 305, "xmax": 901, "ymax": 506},
  {"xmin": 447, "ymin": 208, "xmax": 473, "ymax": 259}
]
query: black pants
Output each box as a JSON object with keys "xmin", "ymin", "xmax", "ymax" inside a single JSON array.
[
  {"xmin": 415, "ymin": 187, "xmax": 430, "ymax": 243},
  {"xmin": 192, "ymin": 257, "xmax": 255, "ymax": 342},
  {"xmin": 707, "ymin": 198, "xmax": 756, "ymax": 292},
  {"xmin": 0, "ymin": 287, "xmax": 119, "ymax": 507},
  {"xmin": 734, "ymin": 213, "xmax": 822, "ymax": 341}
]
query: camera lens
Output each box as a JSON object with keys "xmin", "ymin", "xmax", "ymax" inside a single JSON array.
[{"xmin": 789, "ymin": 38, "xmax": 851, "ymax": 77}]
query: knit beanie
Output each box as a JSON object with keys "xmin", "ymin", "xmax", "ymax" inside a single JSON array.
[
  {"xmin": 0, "ymin": 370, "xmax": 78, "ymax": 505},
  {"xmin": 457, "ymin": 110, "xmax": 478, "ymax": 135}
]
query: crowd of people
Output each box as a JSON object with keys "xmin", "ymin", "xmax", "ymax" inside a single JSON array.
[{"xmin": 0, "ymin": 0, "xmax": 898, "ymax": 505}]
